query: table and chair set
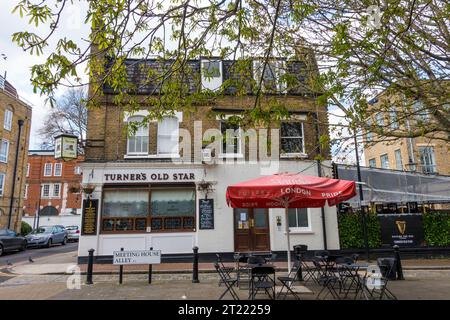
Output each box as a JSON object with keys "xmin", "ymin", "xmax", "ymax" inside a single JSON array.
[{"xmin": 214, "ymin": 250, "xmax": 398, "ymax": 301}]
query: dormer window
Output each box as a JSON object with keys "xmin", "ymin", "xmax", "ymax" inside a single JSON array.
[
  {"xmin": 127, "ymin": 116, "xmax": 149, "ymax": 155},
  {"xmin": 253, "ymin": 59, "xmax": 286, "ymax": 93},
  {"xmin": 201, "ymin": 59, "xmax": 222, "ymax": 91}
]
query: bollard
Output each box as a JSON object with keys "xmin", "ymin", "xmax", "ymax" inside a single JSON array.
[
  {"xmin": 393, "ymin": 245, "xmax": 404, "ymax": 280},
  {"xmin": 148, "ymin": 247, "xmax": 153, "ymax": 284},
  {"xmin": 192, "ymin": 246, "xmax": 199, "ymax": 283},
  {"xmin": 119, "ymin": 247, "xmax": 124, "ymax": 284},
  {"xmin": 86, "ymin": 249, "xmax": 95, "ymax": 285}
]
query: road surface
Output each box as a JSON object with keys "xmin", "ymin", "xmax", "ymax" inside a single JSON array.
[{"xmin": 0, "ymin": 242, "xmax": 78, "ymax": 268}]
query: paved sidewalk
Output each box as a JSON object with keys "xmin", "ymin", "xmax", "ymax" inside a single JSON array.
[{"xmin": 0, "ymin": 269, "xmax": 449, "ymax": 300}]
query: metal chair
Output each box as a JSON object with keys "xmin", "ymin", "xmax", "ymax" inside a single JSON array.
[
  {"xmin": 250, "ymin": 266, "xmax": 276, "ymax": 300},
  {"xmin": 216, "ymin": 253, "xmax": 235, "ymax": 287},
  {"xmin": 365, "ymin": 263, "xmax": 397, "ymax": 300},
  {"xmin": 313, "ymin": 259, "xmax": 341, "ymax": 300},
  {"xmin": 214, "ymin": 262, "xmax": 239, "ymax": 300},
  {"xmin": 277, "ymin": 260, "xmax": 301, "ymax": 300}
]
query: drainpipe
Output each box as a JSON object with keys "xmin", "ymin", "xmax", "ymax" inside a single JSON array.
[
  {"xmin": 312, "ymin": 112, "xmax": 327, "ymax": 250},
  {"xmin": 8, "ymin": 119, "xmax": 24, "ymax": 230}
]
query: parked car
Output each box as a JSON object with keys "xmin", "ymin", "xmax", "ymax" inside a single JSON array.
[
  {"xmin": 65, "ymin": 226, "xmax": 80, "ymax": 242},
  {"xmin": 0, "ymin": 229, "xmax": 27, "ymax": 256},
  {"xmin": 25, "ymin": 225, "xmax": 68, "ymax": 248}
]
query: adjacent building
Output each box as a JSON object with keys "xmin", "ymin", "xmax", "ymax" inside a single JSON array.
[
  {"xmin": 0, "ymin": 75, "xmax": 32, "ymax": 232},
  {"xmin": 78, "ymin": 56, "xmax": 339, "ymax": 261},
  {"xmin": 22, "ymin": 150, "xmax": 83, "ymax": 228},
  {"xmin": 364, "ymin": 92, "xmax": 449, "ymax": 175}
]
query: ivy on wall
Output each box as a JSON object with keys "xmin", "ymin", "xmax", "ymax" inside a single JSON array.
[
  {"xmin": 423, "ymin": 212, "xmax": 450, "ymax": 247},
  {"xmin": 338, "ymin": 213, "xmax": 381, "ymax": 249},
  {"xmin": 338, "ymin": 211, "xmax": 450, "ymax": 249}
]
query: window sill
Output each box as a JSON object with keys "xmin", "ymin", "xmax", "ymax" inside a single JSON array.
[
  {"xmin": 124, "ymin": 154, "xmax": 181, "ymax": 159},
  {"xmin": 285, "ymin": 229, "xmax": 313, "ymax": 235},
  {"xmin": 280, "ymin": 153, "xmax": 308, "ymax": 159}
]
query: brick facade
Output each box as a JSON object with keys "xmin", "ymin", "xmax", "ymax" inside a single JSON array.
[
  {"xmin": 0, "ymin": 79, "xmax": 32, "ymax": 232},
  {"xmin": 23, "ymin": 151, "xmax": 84, "ymax": 218}
]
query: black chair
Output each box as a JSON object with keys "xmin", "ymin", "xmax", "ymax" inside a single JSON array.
[
  {"xmin": 216, "ymin": 253, "xmax": 235, "ymax": 286},
  {"xmin": 366, "ymin": 262, "xmax": 397, "ymax": 300},
  {"xmin": 313, "ymin": 259, "xmax": 341, "ymax": 300},
  {"xmin": 236, "ymin": 255, "xmax": 251, "ymax": 289},
  {"xmin": 214, "ymin": 262, "xmax": 239, "ymax": 300},
  {"xmin": 277, "ymin": 260, "xmax": 302, "ymax": 300},
  {"xmin": 250, "ymin": 266, "xmax": 276, "ymax": 300}
]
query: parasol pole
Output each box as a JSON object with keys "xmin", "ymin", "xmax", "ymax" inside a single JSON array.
[{"xmin": 285, "ymin": 204, "xmax": 291, "ymax": 274}]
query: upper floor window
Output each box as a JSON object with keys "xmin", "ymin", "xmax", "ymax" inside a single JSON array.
[
  {"xmin": 4, "ymin": 109, "xmax": 13, "ymax": 131},
  {"xmin": 368, "ymin": 158, "xmax": 376, "ymax": 168},
  {"xmin": 380, "ymin": 154, "xmax": 390, "ymax": 169},
  {"xmin": 74, "ymin": 166, "xmax": 82, "ymax": 175},
  {"xmin": 0, "ymin": 172, "xmax": 5, "ymax": 196},
  {"xmin": 288, "ymin": 208, "xmax": 310, "ymax": 231},
  {"xmin": 157, "ymin": 116, "xmax": 179, "ymax": 156},
  {"xmin": 24, "ymin": 184, "xmax": 28, "ymax": 199},
  {"xmin": 201, "ymin": 60, "xmax": 223, "ymax": 91},
  {"xmin": 44, "ymin": 163, "xmax": 53, "ymax": 176},
  {"xmin": 390, "ymin": 111, "xmax": 399, "ymax": 129},
  {"xmin": 220, "ymin": 120, "xmax": 242, "ymax": 156},
  {"xmin": 253, "ymin": 60, "xmax": 286, "ymax": 92},
  {"xmin": 394, "ymin": 149, "xmax": 403, "ymax": 170},
  {"xmin": 127, "ymin": 116, "xmax": 149, "ymax": 155},
  {"xmin": 42, "ymin": 184, "xmax": 50, "ymax": 197},
  {"xmin": 54, "ymin": 163, "xmax": 62, "ymax": 176},
  {"xmin": 53, "ymin": 184, "xmax": 61, "ymax": 197},
  {"xmin": 0, "ymin": 140, "xmax": 9, "ymax": 163},
  {"xmin": 375, "ymin": 113, "xmax": 384, "ymax": 126},
  {"xmin": 26, "ymin": 163, "xmax": 30, "ymax": 177},
  {"xmin": 202, "ymin": 61, "xmax": 221, "ymax": 78},
  {"xmin": 366, "ymin": 119, "xmax": 373, "ymax": 142},
  {"xmin": 413, "ymin": 101, "xmax": 429, "ymax": 121},
  {"xmin": 41, "ymin": 183, "xmax": 61, "ymax": 198},
  {"xmin": 280, "ymin": 122, "xmax": 304, "ymax": 155},
  {"xmin": 419, "ymin": 146, "xmax": 436, "ymax": 174}
]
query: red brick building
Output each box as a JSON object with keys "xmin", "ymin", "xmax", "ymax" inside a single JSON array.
[{"xmin": 23, "ymin": 150, "xmax": 84, "ymax": 220}]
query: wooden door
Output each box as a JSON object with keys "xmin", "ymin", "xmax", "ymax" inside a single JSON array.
[{"xmin": 234, "ymin": 208, "xmax": 270, "ymax": 252}]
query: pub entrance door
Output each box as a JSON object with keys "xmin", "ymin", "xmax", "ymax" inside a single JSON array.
[{"xmin": 234, "ymin": 208, "xmax": 270, "ymax": 252}]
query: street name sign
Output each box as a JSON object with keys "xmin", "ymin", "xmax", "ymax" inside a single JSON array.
[{"xmin": 113, "ymin": 250, "xmax": 162, "ymax": 265}]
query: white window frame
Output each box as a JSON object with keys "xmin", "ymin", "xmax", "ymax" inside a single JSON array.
[
  {"xmin": 368, "ymin": 158, "xmax": 376, "ymax": 168},
  {"xmin": 394, "ymin": 149, "xmax": 403, "ymax": 170},
  {"xmin": 390, "ymin": 111, "xmax": 399, "ymax": 129},
  {"xmin": 126, "ymin": 116, "xmax": 149, "ymax": 156},
  {"xmin": 44, "ymin": 163, "xmax": 53, "ymax": 176},
  {"xmin": 0, "ymin": 139, "xmax": 9, "ymax": 163},
  {"xmin": 201, "ymin": 59, "xmax": 223, "ymax": 91},
  {"xmin": 0, "ymin": 173, "xmax": 5, "ymax": 196},
  {"xmin": 41, "ymin": 184, "xmax": 51, "ymax": 198},
  {"xmin": 24, "ymin": 184, "xmax": 28, "ymax": 199},
  {"xmin": 380, "ymin": 154, "xmax": 390, "ymax": 169},
  {"xmin": 26, "ymin": 163, "xmax": 30, "ymax": 177},
  {"xmin": 52, "ymin": 183, "xmax": 61, "ymax": 198},
  {"xmin": 219, "ymin": 119, "xmax": 243, "ymax": 158},
  {"xmin": 418, "ymin": 146, "xmax": 436, "ymax": 174},
  {"xmin": 54, "ymin": 163, "xmax": 62, "ymax": 176},
  {"xmin": 253, "ymin": 60, "xmax": 286, "ymax": 93},
  {"xmin": 157, "ymin": 116, "xmax": 180, "ymax": 157},
  {"xmin": 4, "ymin": 109, "xmax": 13, "ymax": 131},
  {"xmin": 74, "ymin": 166, "xmax": 82, "ymax": 175},
  {"xmin": 288, "ymin": 208, "xmax": 312, "ymax": 233},
  {"xmin": 280, "ymin": 121, "xmax": 306, "ymax": 157}
]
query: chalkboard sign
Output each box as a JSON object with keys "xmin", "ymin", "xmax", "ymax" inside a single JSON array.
[
  {"xmin": 199, "ymin": 199, "xmax": 214, "ymax": 230},
  {"xmin": 81, "ymin": 199, "xmax": 98, "ymax": 235}
]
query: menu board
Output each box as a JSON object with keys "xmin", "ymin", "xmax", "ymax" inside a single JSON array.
[
  {"xmin": 199, "ymin": 199, "xmax": 214, "ymax": 230},
  {"xmin": 81, "ymin": 199, "xmax": 98, "ymax": 235}
]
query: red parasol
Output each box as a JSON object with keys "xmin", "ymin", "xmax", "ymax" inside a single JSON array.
[{"xmin": 226, "ymin": 172, "xmax": 356, "ymax": 272}]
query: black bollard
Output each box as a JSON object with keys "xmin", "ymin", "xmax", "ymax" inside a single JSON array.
[
  {"xmin": 119, "ymin": 247, "xmax": 124, "ymax": 284},
  {"xmin": 393, "ymin": 245, "xmax": 404, "ymax": 280},
  {"xmin": 149, "ymin": 247, "xmax": 153, "ymax": 284},
  {"xmin": 86, "ymin": 248, "xmax": 95, "ymax": 285},
  {"xmin": 192, "ymin": 246, "xmax": 199, "ymax": 283}
]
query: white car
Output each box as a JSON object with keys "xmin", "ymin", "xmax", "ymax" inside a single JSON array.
[{"xmin": 65, "ymin": 226, "xmax": 80, "ymax": 242}]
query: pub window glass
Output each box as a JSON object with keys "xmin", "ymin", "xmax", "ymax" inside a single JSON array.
[
  {"xmin": 102, "ymin": 189, "xmax": 149, "ymax": 232},
  {"xmin": 151, "ymin": 189, "xmax": 195, "ymax": 231},
  {"xmin": 288, "ymin": 208, "xmax": 309, "ymax": 229}
]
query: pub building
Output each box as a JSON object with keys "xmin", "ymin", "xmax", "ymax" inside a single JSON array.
[{"xmin": 77, "ymin": 56, "xmax": 341, "ymax": 262}]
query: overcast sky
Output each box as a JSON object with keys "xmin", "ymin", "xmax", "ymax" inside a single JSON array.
[{"xmin": 0, "ymin": 1, "xmax": 359, "ymax": 163}]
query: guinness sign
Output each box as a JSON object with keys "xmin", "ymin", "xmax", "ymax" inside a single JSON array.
[{"xmin": 379, "ymin": 214, "xmax": 424, "ymax": 247}]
